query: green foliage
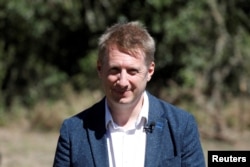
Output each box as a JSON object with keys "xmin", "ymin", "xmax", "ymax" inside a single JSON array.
[
  {"xmin": 0, "ymin": 0, "xmax": 250, "ymax": 112},
  {"xmin": 72, "ymin": 51, "xmax": 100, "ymax": 90}
]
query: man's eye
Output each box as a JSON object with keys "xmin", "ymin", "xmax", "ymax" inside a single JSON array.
[
  {"xmin": 128, "ymin": 69, "xmax": 138, "ymax": 75},
  {"xmin": 109, "ymin": 68, "xmax": 120, "ymax": 74}
]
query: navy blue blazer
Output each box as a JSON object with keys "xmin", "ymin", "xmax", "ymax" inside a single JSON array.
[{"xmin": 53, "ymin": 92, "xmax": 205, "ymax": 167}]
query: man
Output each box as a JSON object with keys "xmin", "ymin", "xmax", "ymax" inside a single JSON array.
[{"xmin": 53, "ymin": 21, "xmax": 205, "ymax": 167}]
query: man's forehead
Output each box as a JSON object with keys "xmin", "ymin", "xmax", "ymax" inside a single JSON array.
[{"xmin": 108, "ymin": 44, "xmax": 145, "ymax": 59}]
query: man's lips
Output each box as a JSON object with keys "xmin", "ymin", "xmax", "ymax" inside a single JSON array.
[{"xmin": 112, "ymin": 89, "xmax": 130, "ymax": 94}]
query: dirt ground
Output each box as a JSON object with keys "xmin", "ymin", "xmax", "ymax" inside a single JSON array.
[
  {"xmin": 0, "ymin": 127, "xmax": 57, "ymax": 167},
  {"xmin": 0, "ymin": 126, "xmax": 249, "ymax": 167}
]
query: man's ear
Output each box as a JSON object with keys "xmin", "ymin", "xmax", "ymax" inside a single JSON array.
[
  {"xmin": 147, "ymin": 61, "xmax": 155, "ymax": 81},
  {"xmin": 97, "ymin": 60, "xmax": 102, "ymax": 77}
]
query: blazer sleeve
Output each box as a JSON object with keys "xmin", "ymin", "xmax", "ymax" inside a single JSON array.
[
  {"xmin": 53, "ymin": 121, "xmax": 71, "ymax": 167},
  {"xmin": 181, "ymin": 115, "xmax": 205, "ymax": 167}
]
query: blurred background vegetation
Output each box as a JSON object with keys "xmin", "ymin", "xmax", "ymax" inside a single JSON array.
[{"xmin": 0, "ymin": 0, "xmax": 250, "ymax": 141}]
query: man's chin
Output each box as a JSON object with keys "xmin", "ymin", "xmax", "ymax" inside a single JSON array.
[
  {"xmin": 113, "ymin": 96, "xmax": 133, "ymax": 105},
  {"xmin": 117, "ymin": 97, "xmax": 131, "ymax": 103}
]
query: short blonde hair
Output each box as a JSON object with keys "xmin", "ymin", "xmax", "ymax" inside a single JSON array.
[{"xmin": 98, "ymin": 21, "xmax": 155, "ymax": 65}]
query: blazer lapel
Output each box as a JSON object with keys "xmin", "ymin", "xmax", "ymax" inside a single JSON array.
[
  {"xmin": 144, "ymin": 93, "xmax": 175, "ymax": 167},
  {"xmin": 85, "ymin": 99, "xmax": 109, "ymax": 167},
  {"xmin": 84, "ymin": 94, "xmax": 176, "ymax": 167},
  {"xmin": 87, "ymin": 128, "xmax": 109, "ymax": 167},
  {"xmin": 144, "ymin": 117, "xmax": 168, "ymax": 167}
]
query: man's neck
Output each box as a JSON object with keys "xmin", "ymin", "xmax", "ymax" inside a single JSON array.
[{"xmin": 108, "ymin": 95, "xmax": 144, "ymax": 128}]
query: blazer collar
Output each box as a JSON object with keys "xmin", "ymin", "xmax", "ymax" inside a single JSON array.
[
  {"xmin": 144, "ymin": 92, "xmax": 171, "ymax": 167},
  {"xmin": 85, "ymin": 98, "xmax": 109, "ymax": 167},
  {"xmin": 86, "ymin": 92, "xmax": 171, "ymax": 167}
]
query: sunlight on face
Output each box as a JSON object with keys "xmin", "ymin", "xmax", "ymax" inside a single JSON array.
[{"xmin": 97, "ymin": 45, "xmax": 154, "ymax": 108}]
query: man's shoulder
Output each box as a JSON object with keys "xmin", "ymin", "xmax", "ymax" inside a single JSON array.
[
  {"xmin": 147, "ymin": 92, "xmax": 198, "ymax": 138},
  {"xmin": 148, "ymin": 92, "xmax": 190, "ymax": 112},
  {"xmin": 147, "ymin": 92, "xmax": 195, "ymax": 124}
]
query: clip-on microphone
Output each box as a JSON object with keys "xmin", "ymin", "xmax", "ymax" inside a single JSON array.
[{"xmin": 143, "ymin": 122, "xmax": 155, "ymax": 134}]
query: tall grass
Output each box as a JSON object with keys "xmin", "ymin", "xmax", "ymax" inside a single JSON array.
[
  {"xmin": 0, "ymin": 86, "xmax": 103, "ymax": 131},
  {"xmin": 1, "ymin": 86, "xmax": 250, "ymax": 136}
]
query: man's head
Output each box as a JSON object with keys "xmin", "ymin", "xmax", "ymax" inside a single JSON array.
[
  {"xmin": 98, "ymin": 21, "xmax": 155, "ymax": 66},
  {"xmin": 97, "ymin": 21, "xmax": 155, "ymax": 109}
]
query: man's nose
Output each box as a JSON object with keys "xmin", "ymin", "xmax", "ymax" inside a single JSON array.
[{"xmin": 117, "ymin": 70, "xmax": 129, "ymax": 87}]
